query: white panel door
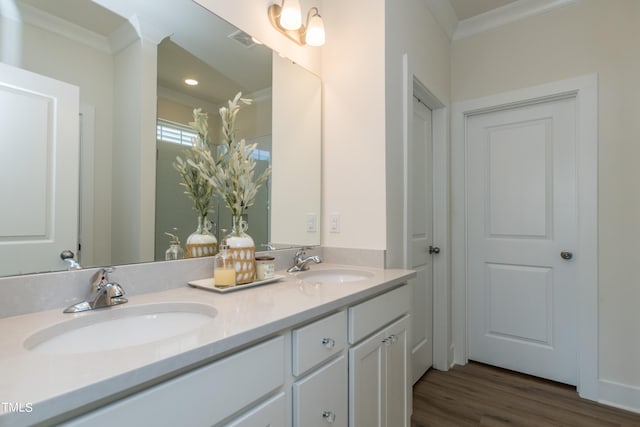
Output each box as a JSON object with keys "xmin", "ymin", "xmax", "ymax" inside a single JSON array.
[
  {"xmin": 0, "ymin": 62, "xmax": 79, "ymax": 276},
  {"xmin": 467, "ymin": 97, "xmax": 578, "ymax": 385},
  {"xmin": 408, "ymin": 97, "xmax": 434, "ymax": 383}
]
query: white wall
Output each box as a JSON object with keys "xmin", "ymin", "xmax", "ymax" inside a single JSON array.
[
  {"xmin": 451, "ymin": 0, "xmax": 640, "ymax": 404},
  {"xmin": 320, "ymin": 0, "xmax": 387, "ymax": 250}
]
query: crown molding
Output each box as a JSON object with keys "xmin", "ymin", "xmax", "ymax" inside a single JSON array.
[
  {"xmin": 14, "ymin": 2, "xmax": 111, "ymax": 53},
  {"xmin": 422, "ymin": 0, "xmax": 459, "ymax": 40},
  {"xmin": 453, "ymin": 0, "xmax": 580, "ymax": 41},
  {"xmin": 157, "ymin": 86, "xmax": 221, "ymax": 114}
]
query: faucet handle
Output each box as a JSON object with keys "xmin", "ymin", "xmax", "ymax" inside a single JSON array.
[
  {"xmin": 295, "ymin": 246, "xmax": 311, "ymax": 257},
  {"xmin": 91, "ymin": 268, "xmax": 114, "ymax": 292}
]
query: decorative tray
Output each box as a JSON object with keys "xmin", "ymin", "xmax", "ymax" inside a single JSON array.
[{"xmin": 188, "ymin": 275, "xmax": 285, "ymax": 293}]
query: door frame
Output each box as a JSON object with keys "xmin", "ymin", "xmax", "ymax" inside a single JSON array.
[
  {"xmin": 402, "ymin": 54, "xmax": 451, "ymax": 371},
  {"xmin": 79, "ymin": 105, "xmax": 96, "ymax": 266},
  {"xmin": 451, "ymin": 74, "xmax": 598, "ymax": 399}
]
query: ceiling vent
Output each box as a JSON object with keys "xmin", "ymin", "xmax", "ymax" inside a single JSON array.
[{"xmin": 228, "ymin": 30, "xmax": 258, "ymax": 48}]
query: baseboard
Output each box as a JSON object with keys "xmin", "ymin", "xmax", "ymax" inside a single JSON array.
[{"xmin": 598, "ymin": 379, "xmax": 640, "ymax": 414}]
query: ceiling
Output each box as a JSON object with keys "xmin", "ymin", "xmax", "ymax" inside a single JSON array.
[{"xmin": 448, "ymin": 0, "xmax": 517, "ymax": 21}]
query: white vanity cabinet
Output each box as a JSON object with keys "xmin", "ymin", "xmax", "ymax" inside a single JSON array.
[
  {"xmin": 292, "ymin": 310, "xmax": 348, "ymax": 427},
  {"xmin": 348, "ymin": 285, "xmax": 411, "ymax": 427},
  {"xmin": 62, "ymin": 336, "xmax": 286, "ymax": 427},
  {"xmin": 52, "ymin": 282, "xmax": 413, "ymax": 427}
]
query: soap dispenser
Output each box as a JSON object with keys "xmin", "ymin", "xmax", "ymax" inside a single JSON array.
[
  {"xmin": 164, "ymin": 229, "xmax": 185, "ymax": 261},
  {"xmin": 213, "ymin": 230, "xmax": 236, "ymax": 288}
]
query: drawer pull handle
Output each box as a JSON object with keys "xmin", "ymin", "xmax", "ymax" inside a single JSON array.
[
  {"xmin": 382, "ymin": 334, "xmax": 398, "ymax": 346},
  {"xmin": 322, "ymin": 410, "xmax": 336, "ymax": 423},
  {"xmin": 321, "ymin": 337, "xmax": 335, "ymax": 349}
]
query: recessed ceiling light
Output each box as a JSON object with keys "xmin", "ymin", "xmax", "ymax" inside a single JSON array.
[{"xmin": 184, "ymin": 78, "xmax": 199, "ymax": 86}]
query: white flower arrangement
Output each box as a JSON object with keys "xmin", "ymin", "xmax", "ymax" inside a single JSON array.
[
  {"xmin": 173, "ymin": 108, "xmax": 215, "ymax": 219},
  {"xmin": 191, "ymin": 93, "xmax": 271, "ymax": 235}
]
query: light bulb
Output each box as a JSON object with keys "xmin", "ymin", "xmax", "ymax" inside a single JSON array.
[
  {"xmin": 305, "ymin": 12, "xmax": 325, "ymax": 46},
  {"xmin": 279, "ymin": 0, "xmax": 302, "ymax": 30}
]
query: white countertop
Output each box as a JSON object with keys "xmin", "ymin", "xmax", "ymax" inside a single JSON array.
[{"xmin": 0, "ymin": 264, "xmax": 414, "ymax": 426}]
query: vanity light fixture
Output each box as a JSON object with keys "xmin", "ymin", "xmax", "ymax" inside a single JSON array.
[
  {"xmin": 268, "ymin": 1, "xmax": 325, "ymax": 47},
  {"xmin": 184, "ymin": 78, "xmax": 199, "ymax": 86},
  {"xmin": 278, "ymin": 0, "xmax": 302, "ymax": 30}
]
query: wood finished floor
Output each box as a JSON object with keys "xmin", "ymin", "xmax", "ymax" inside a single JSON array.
[{"xmin": 411, "ymin": 362, "xmax": 640, "ymax": 427}]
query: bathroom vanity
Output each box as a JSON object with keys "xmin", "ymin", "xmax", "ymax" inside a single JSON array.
[{"xmin": 0, "ymin": 264, "xmax": 415, "ymax": 426}]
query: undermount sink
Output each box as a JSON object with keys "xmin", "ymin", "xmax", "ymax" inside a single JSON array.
[
  {"xmin": 296, "ymin": 268, "xmax": 374, "ymax": 284},
  {"xmin": 24, "ymin": 302, "xmax": 217, "ymax": 354}
]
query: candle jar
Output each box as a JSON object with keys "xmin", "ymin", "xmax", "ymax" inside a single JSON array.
[{"xmin": 255, "ymin": 256, "xmax": 275, "ymax": 281}]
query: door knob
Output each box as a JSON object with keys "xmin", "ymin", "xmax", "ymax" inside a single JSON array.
[
  {"xmin": 60, "ymin": 250, "xmax": 81, "ymax": 270},
  {"xmin": 322, "ymin": 411, "xmax": 336, "ymax": 423},
  {"xmin": 429, "ymin": 246, "xmax": 440, "ymax": 255},
  {"xmin": 60, "ymin": 250, "xmax": 76, "ymax": 260},
  {"xmin": 560, "ymin": 251, "xmax": 573, "ymax": 260}
]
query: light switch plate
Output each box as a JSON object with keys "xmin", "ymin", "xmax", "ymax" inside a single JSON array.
[
  {"xmin": 306, "ymin": 213, "xmax": 317, "ymax": 232},
  {"xmin": 329, "ymin": 213, "xmax": 341, "ymax": 233}
]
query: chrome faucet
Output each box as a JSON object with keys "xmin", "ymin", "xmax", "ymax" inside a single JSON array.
[
  {"xmin": 64, "ymin": 268, "xmax": 128, "ymax": 313},
  {"xmin": 287, "ymin": 248, "xmax": 322, "ymax": 272}
]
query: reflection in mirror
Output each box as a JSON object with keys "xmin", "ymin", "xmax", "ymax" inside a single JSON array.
[
  {"xmin": 0, "ymin": 0, "xmax": 321, "ymax": 278},
  {"xmin": 154, "ymin": 31, "xmax": 273, "ymax": 261}
]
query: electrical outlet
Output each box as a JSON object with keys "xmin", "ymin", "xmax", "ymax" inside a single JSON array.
[
  {"xmin": 306, "ymin": 213, "xmax": 317, "ymax": 232},
  {"xmin": 329, "ymin": 213, "xmax": 341, "ymax": 233}
]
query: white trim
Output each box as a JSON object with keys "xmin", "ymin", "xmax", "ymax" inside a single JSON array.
[
  {"xmin": 431, "ymin": 103, "xmax": 450, "ymax": 371},
  {"xmin": 402, "ymin": 55, "xmax": 410, "ymax": 272},
  {"xmin": 404, "ymin": 55, "xmax": 451, "ymax": 371},
  {"xmin": 451, "ymin": 74, "xmax": 598, "ymax": 400},
  {"xmin": 598, "ymin": 380, "xmax": 640, "ymax": 414},
  {"xmin": 421, "ymin": 0, "xmax": 459, "ymax": 40},
  {"xmin": 157, "ymin": 86, "xmax": 220, "ymax": 114},
  {"xmin": 78, "ymin": 105, "xmax": 96, "ymax": 267},
  {"xmin": 14, "ymin": 2, "xmax": 111, "ymax": 53},
  {"xmin": 453, "ymin": 0, "xmax": 580, "ymax": 41},
  {"xmin": 107, "ymin": 19, "xmax": 141, "ymax": 54}
]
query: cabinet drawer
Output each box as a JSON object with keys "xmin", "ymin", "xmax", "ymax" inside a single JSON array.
[
  {"xmin": 348, "ymin": 284, "xmax": 410, "ymax": 344},
  {"xmin": 292, "ymin": 310, "xmax": 346, "ymax": 376},
  {"xmin": 225, "ymin": 392, "xmax": 287, "ymax": 427},
  {"xmin": 293, "ymin": 355, "xmax": 347, "ymax": 427},
  {"xmin": 63, "ymin": 336, "xmax": 285, "ymax": 427}
]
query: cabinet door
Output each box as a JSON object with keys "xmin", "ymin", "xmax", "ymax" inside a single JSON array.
[
  {"xmin": 226, "ymin": 392, "xmax": 287, "ymax": 427},
  {"xmin": 349, "ymin": 331, "xmax": 386, "ymax": 427},
  {"xmin": 294, "ymin": 356, "xmax": 347, "ymax": 427},
  {"xmin": 384, "ymin": 315, "xmax": 410, "ymax": 427}
]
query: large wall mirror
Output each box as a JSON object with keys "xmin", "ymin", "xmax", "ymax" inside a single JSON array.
[{"xmin": 0, "ymin": 0, "xmax": 321, "ymax": 278}]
